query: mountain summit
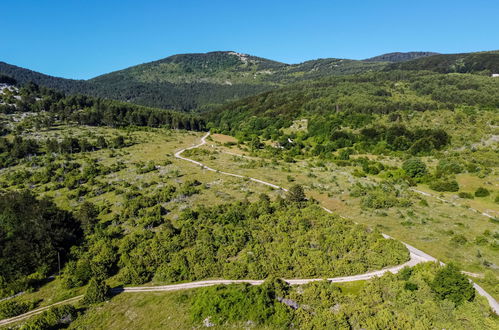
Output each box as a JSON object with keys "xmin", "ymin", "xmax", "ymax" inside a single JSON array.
[{"xmin": 364, "ymin": 52, "xmax": 439, "ymax": 63}]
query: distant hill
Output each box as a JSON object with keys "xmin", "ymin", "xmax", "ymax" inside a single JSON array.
[
  {"xmin": 389, "ymin": 51, "xmax": 499, "ymax": 73},
  {"xmin": 2, "ymin": 50, "xmax": 499, "ymax": 111},
  {"xmin": 0, "ymin": 52, "xmax": 390, "ymax": 111},
  {"xmin": 81, "ymin": 51, "xmax": 386, "ymax": 110},
  {"xmin": 364, "ymin": 52, "xmax": 439, "ymax": 63},
  {"xmin": 0, "ymin": 61, "xmax": 89, "ymax": 93}
]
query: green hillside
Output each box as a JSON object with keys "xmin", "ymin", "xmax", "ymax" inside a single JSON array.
[
  {"xmin": 0, "ymin": 61, "xmax": 89, "ymax": 93},
  {"xmin": 0, "ymin": 51, "xmax": 387, "ymax": 111},
  {"xmin": 389, "ymin": 51, "xmax": 499, "ymax": 73},
  {"xmin": 365, "ymin": 51, "xmax": 439, "ymax": 62},
  {"xmin": 209, "ymin": 70, "xmax": 499, "ymax": 140}
]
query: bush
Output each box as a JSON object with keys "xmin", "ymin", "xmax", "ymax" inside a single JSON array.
[
  {"xmin": 474, "ymin": 187, "xmax": 490, "ymax": 197},
  {"xmin": 402, "ymin": 158, "xmax": 427, "ymax": 178},
  {"xmin": 82, "ymin": 278, "xmax": 110, "ymax": 305},
  {"xmin": 190, "ymin": 280, "xmax": 292, "ymax": 327},
  {"xmin": 429, "ymin": 180, "xmax": 459, "ymax": 192},
  {"xmin": 458, "ymin": 192, "xmax": 474, "ymax": 199},
  {"xmin": 0, "ymin": 300, "xmax": 33, "ymax": 318},
  {"xmin": 362, "ymin": 192, "xmax": 398, "ymax": 209},
  {"xmin": 431, "ymin": 264, "xmax": 475, "ymax": 306},
  {"xmin": 20, "ymin": 305, "xmax": 77, "ymax": 329},
  {"xmin": 286, "ymin": 184, "xmax": 306, "ymax": 202}
]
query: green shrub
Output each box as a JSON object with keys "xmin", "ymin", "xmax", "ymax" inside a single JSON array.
[
  {"xmin": 0, "ymin": 300, "xmax": 33, "ymax": 318},
  {"xmin": 286, "ymin": 184, "xmax": 306, "ymax": 202},
  {"xmin": 362, "ymin": 192, "xmax": 398, "ymax": 209},
  {"xmin": 190, "ymin": 280, "xmax": 292, "ymax": 327},
  {"xmin": 450, "ymin": 234, "xmax": 468, "ymax": 245},
  {"xmin": 431, "ymin": 264, "xmax": 475, "ymax": 306},
  {"xmin": 402, "ymin": 158, "xmax": 427, "ymax": 178},
  {"xmin": 458, "ymin": 192, "xmax": 474, "ymax": 199},
  {"xmin": 474, "ymin": 187, "xmax": 490, "ymax": 197},
  {"xmin": 82, "ymin": 278, "xmax": 110, "ymax": 305},
  {"xmin": 20, "ymin": 305, "xmax": 77, "ymax": 329},
  {"xmin": 436, "ymin": 159, "xmax": 462, "ymax": 176},
  {"xmin": 429, "ymin": 180, "xmax": 459, "ymax": 192}
]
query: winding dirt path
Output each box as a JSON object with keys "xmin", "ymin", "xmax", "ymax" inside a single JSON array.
[
  {"xmin": 2, "ymin": 132, "xmax": 497, "ymax": 327},
  {"xmin": 174, "ymin": 132, "xmax": 498, "ymax": 314}
]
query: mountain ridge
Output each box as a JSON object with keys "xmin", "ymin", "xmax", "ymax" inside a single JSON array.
[
  {"xmin": 3, "ymin": 49, "xmax": 499, "ymax": 111},
  {"xmin": 364, "ymin": 51, "xmax": 439, "ymax": 62}
]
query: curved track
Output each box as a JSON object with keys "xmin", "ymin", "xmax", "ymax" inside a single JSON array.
[{"xmin": 1, "ymin": 132, "xmax": 497, "ymax": 327}]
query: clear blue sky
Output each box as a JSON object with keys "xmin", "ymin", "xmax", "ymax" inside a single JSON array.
[{"xmin": 2, "ymin": 0, "xmax": 498, "ymax": 79}]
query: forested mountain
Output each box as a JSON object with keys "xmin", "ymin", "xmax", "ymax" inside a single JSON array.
[
  {"xmin": 3, "ymin": 50, "xmax": 499, "ymax": 112},
  {"xmin": 389, "ymin": 51, "xmax": 499, "ymax": 73},
  {"xmin": 0, "ymin": 61, "xmax": 89, "ymax": 93},
  {"xmin": 0, "ymin": 52, "xmax": 387, "ymax": 111},
  {"xmin": 364, "ymin": 51, "xmax": 439, "ymax": 62},
  {"xmin": 87, "ymin": 51, "xmax": 387, "ymax": 110}
]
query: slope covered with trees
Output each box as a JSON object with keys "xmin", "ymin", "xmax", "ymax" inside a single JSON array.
[
  {"xmin": 0, "ymin": 52, "xmax": 387, "ymax": 111},
  {"xmin": 208, "ymin": 70, "xmax": 499, "ymax": 158},
  {"xmin": 364, "ymin": 51, "xmax": 439, "ymax": 62},
  {"xmin": 389, "ymin": 51, "xmax": 499, "ymax": 74}
]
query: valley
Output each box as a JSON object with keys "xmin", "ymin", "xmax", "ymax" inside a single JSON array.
[{"xmin": 0, "ymin": 50, "xmax": 498, "ymax": 329}]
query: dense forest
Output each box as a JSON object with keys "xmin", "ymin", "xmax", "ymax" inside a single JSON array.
[
  {"xmin": 0, "ymin": 81, "xmax": 205, "ymax": 130},
  {"xmin": 389, "ymin": 51, "xmax": 499, "ymax": 73},
  {"xmin": 62, "ymin": 199, "xmax": 408, "ymax": 288},
  {"xmin": 0, "ymin": 191, "xmax": 82, "ymax": 293}
]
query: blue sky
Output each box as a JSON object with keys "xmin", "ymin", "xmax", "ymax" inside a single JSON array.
[{"xmin": 2, "ymin": 0, "xmax": 498, "ymax": 79}]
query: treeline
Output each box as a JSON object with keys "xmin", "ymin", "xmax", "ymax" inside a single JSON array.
[
  {"xmin": 0, "ymin": 80, "xmax": 205, "ymax": 130},
  {"xmin": 309, "ymin": 123, "xmax": 450, "ymax": 155},
  {"xmin": 0, "ymin": 134, "xmax": 127, "ymax": 168},
  {"xmin": 389, "ymin": 51, "xmax": 499, "ymax": 74}
]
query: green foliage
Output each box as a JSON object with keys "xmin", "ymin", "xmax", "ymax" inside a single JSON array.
[
  {"xmin": 436, "ymin": 159, "xmax": 463, "ymax": 176},
  {"xmin": 123, "ymin": 201, "xmax": 409, "ymax": 285},
  {"xmin": 429, "ymin": 179, "xmax": 460, "ymax": 192},
  {"xmin": 474, "ymin": 187, "xmax": 490, "ymax": 197},
  {"xmin": 82, "ymin": 278, "xmax": 111, "ymax": 305},
  {"xmin": 0, "ymin": 191, "xmax": 82, "ymax": 288},
  {"xmin": 390, "ymin": 51, "xmax": 499, "ymax": 74},
  {"xmin": 402, "ymin": 158, "xmax": 427, "ymax": 178},
  {"xmin": 286, "ymin": 184, "xmax": 306, "ymax": 202},
  {"xmin": 458, "ymin": 192, "xmax": 474, "ymax": 199},
  {"xmin": 188, "ymin": 263, "xmax": 497, "ymax": 329},
  {"xmin": 430, "ymin": 264, "xmax": 475, "ymax": 306},
  {"xmin": 190, "ymin": 280, "xmax": 292, "ymax": 327},
  {"xmin": 355, "ymin": 183, "xmax": 412, "ymax": 209},
  {"xmin": 20, "ymin": 305, "xmax": 77, "ymax": 329},
  {"xmin": 450, "ymin": 234, "xmax": 468, "ymax": 245},
  {"xmin": 0, "ymin": 299, "xmax": 34, "ymax": 318},
  {"xmin": 74, "ymin": 201, "xmax": 99, "ymax": 234},
  {"xmin": 0, "ymin": 52, "xmax": 386, "ymax": 111}
]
